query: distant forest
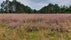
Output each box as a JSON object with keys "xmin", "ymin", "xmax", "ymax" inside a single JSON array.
[{"xmin": 0, "ymin": 0, "xmax": 71, "ymax": 13}]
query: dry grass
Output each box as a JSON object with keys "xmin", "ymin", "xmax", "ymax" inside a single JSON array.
[{"xmin": 0, "ymin": 14, "xmax": 71, "ymax": 40}]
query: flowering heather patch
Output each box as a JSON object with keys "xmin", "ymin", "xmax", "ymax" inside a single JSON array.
[{"xmin": 0, "ymin": 14, "xmax": 71, "ymax": 40}]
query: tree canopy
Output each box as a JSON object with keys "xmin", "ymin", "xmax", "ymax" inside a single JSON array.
[
  {"xmin": 0, "ymin": 0, "xmax": 71, "ymax": 13},
  {"xmin": 0, "ymin": 0, "xmax": 33, "ymax": 13}
]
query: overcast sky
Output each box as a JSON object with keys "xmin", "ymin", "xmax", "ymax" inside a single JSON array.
[{"xmin": 0, "ymin": 0, "xmax": 71, "ymax": 10}]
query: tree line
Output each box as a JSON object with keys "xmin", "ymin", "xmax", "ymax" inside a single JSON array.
[
  {"xmin": 38, "ymin": 3, "xmax": 71, "ymax": 13},
  {"xmin": 0, "ymin": 0, "xmax": 71, "ymax": 13}
]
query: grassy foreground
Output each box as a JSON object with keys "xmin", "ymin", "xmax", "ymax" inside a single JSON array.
[
  {"xmin": 0, "ymin": 22, "xmax": 71, "ymax": 40},
  {"xmin": 0, "ymin": 14, "xmax": 71, "ymax": 40}
]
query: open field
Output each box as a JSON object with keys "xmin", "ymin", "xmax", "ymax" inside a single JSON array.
[{"xmin": 0, "ymin": 14, "xmax": 71, "ymax": 40}]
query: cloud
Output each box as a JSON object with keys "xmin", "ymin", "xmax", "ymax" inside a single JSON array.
[{"xmin": 46, "ymin": 0, "xmax": 71, "ymax": 6}]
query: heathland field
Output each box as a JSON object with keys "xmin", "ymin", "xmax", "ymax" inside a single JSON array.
[{"xmin": 0, "ymin": 14, "xmax": 71, "ymax": 40}]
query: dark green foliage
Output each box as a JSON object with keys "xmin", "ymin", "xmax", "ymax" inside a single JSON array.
[
  {"xmin": 32, "ymin": 9, "xmax": 38, "ymax": 13},
  {"xmin": 38, "ymin": 3, "xmax": 71, "ymax": 13},
  {"xmin": 0, "ymin": 0, "xmax": 71, "ymax": 13},
  {"xmin": 0, "ymin": 0, "xmax": 33, "ymax": 13},
  {"xmin": 39, "ymin": 3, "xmax": 60, "ymax": 13}
]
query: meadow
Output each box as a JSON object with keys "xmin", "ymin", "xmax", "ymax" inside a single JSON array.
[{"xmin": 0, "ymin": 14, "xmax": 71, "ymax": 40}]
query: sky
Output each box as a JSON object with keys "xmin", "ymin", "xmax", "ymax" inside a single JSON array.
[{"xmin": 0, "ymin": 0, "xmax": 71, "ymax": 10}]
